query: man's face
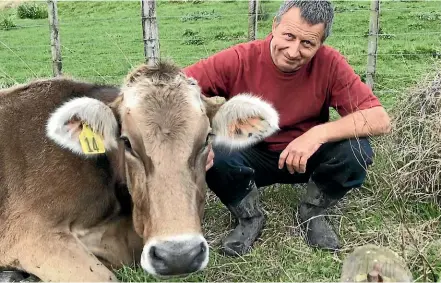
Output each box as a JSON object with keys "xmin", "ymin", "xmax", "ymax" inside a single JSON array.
[{"xmin": 270, "ymin": 7, "xmax": 325, "ymax": 73}]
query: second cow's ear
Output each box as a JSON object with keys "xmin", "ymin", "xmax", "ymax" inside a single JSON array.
[
  {"xmin": 204, "ymin": 93, "xmax": 280, "ymax": 149},
  {"xmin": 46, "ymin": 97, "xmax": 119, "ymax": 157}
]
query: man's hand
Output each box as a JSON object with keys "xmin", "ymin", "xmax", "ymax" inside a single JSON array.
[
  {"xmin": 206, "ymin": 145, "xmax": 215, "ymax": 171},
  {"xmin": 278, "ymin": 127, "xmax": 326, "ymax": 174},
  {"xmin": 277, "ymin": 107, "xmax": 391, "ymax": 174}
]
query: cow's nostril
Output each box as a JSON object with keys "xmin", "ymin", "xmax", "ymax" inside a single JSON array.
[
  {"xmin": 200, "ymin": 242, "xmax": 206, "ymax": 254},
  {"xmin": 149, "ymin": 246, "xmax": 164, "ymax": 262}
]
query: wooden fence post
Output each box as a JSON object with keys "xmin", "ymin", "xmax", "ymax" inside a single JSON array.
[
  {"xmin": 47, "ymin": 0, "xmax": 62, "ymax": 76},
  {"xmin": 366, "ymin": 0, "xmax": 380, "ymax": 90},
  {"xmin": 248, "ymin": 0, "xmax": 258, "ymax": 41},
  {"xmin": 141, "ymin": 0, "xmax": 160, "ymax": 66}
]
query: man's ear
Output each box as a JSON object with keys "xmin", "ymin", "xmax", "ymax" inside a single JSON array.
[
  {"xmin": 46, "ymin": 97, "xmax": 119, "ymax": 157},
  {"xmin": 204, "ymin": 93, "xmax": 279, "ymax": 149},
  {"xmin": 272, "ymin": 16, "xmax": 278, "ymax": 32}
]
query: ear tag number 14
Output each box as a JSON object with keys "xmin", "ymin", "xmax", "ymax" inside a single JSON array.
[{"xmin": 79, "ymin": 123, "xmax": 106, "ymax": 154}]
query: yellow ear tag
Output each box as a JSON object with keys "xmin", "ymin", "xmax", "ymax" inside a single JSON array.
[{"xmin": 79, "ymin": 123, "xmax": 106, "ymax": 154}]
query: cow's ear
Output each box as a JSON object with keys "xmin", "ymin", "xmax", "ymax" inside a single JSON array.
[
  {"xmin": 204, "ymin": 93, "xmax": 279, "ymax": 149},
  {"xmin": 46, "ymin": 97, "xmax": 119, "ymax": 156}
]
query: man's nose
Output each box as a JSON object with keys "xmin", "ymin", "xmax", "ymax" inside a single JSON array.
[{"xmin": 286, "ymin": 41, "xmax": 300, "ymax": 59}]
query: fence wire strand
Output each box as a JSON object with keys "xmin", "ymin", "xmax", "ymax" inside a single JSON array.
[{"xmin": 1, "ymin": 0, "xmax": 440, "ymax": 92}]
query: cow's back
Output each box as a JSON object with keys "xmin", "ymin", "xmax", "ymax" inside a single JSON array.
[{"xmin": 0, "ymin": 78, "xmax": 123, "ymax": 234}]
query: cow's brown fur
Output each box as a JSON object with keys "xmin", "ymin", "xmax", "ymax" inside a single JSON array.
[
  {"xmin": 0, "ymin": 79, "xmax": 133, "ymax": 281},
  {"xmin": 0, "ymin": 61, "xmax": 280, "ymax": 282},
  {"xmin": 0, "ymin": 63, "xmax": 215, "ymax": 281},
  {"xmin": 114, "ymin": 63, "xmax": 211, "ymax": 240}
]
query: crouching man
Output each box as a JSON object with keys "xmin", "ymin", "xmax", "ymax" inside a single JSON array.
[{"xmin": 184, "ymin": 0, "xmax": 391, "ymax": 256}]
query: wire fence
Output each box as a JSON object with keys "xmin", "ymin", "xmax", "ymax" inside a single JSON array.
[{"xmin": 0, "ymin": 0, "xmax": 440, "ymax": 101}]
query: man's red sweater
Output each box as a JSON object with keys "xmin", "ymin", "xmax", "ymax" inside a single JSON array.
[{"xmin": 183, "ymin": 34, "xmax": 382, "ymax": 152}]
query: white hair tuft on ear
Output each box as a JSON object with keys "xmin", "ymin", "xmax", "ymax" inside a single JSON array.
[
  {"xmin": 46, "ymin": 97, "xmax": 118, "ymax": 156},
  {"xmin": 211, "ymin": 93, "xmax": 280, "ymax": 149}
]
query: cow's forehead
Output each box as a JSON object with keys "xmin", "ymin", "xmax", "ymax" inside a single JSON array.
[
  {"xmin": 122, "ymin": 110, "xmax": 208, "ymax": 162},
  {"xmin": 120, "ymin": 77, "xmax": 205, "ymax": 114},
  {"xmin": 117, "ymin": 82, "xmax": 209, "ymax": 152}
]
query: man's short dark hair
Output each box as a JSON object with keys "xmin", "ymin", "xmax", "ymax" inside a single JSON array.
[{"xmin": 274, "ymin": 0, "xmax": 335, "ymax": 42}]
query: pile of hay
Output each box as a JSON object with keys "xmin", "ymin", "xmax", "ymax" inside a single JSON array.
[{"xmin": 376, "ymin": 66, "xmax": 441, "ymax": 204}]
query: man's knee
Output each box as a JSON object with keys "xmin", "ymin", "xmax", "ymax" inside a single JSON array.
[
  {"xmin": 206, "ymin": 148, "xmax": 255, "ymax": 205},
  {"xmin": 328, "ymin": 137, "xmax": 374, "ymax": 188},
  {"xmin": 207, "ymin": 148, "xmax": 253, "ymax": 183},
  {"xmin": 311, "ymin": 138, "xmax": 374, "ymax": 197},
  {"xmin": 209, "ymin": 148, "xmax": 239, "ymax": 174},
  {"xmin": 338, "ymin": 138, "xmax": 374, "ymax": 172}
]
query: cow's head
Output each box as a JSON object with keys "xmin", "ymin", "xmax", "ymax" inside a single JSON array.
[{"xmin": 45, "ymin": 61, "xmax": 279, "ymax": 277}]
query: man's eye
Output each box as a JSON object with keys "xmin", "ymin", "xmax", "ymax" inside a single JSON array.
[{"xmin": 285, "ymin": 33, "xmax": 294, "ymax": 39}]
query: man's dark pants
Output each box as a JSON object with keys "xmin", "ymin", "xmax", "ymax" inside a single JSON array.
[{"xmin": 206, "ymin": 138, "xmax": 374, "ymax": 206}]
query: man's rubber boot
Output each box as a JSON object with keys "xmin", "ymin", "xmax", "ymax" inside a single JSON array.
[
  {"xmin": 222, "ymin": 181, "xmax": 265, "ymax": 256},
  {"xmin": 298, "ymin": 181, "xmax": 342, "ymax": 251}
]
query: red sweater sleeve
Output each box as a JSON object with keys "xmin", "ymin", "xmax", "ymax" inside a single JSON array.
[
  {"xmin": 183, "ymin": 47, "xmax": 240, "ymax": 98},
  {"xmin": 329, "ymin": 56, "xmax": 382, "ymax": 117}
]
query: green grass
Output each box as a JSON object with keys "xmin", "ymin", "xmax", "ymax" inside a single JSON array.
[
  {"xmin": 1, "ymin": 0, "xmax": 440, "ymax": 282},
  {"xmin": 1, "ymin": 0, "xmax": 440, "ymax": 108}
]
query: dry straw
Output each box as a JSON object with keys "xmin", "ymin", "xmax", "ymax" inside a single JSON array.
[
  {"xmin": 374, "ymin": 64, "xmax": 441, "ymax": 205},
  {"xmin": 366, "ymin": 64, "xmax": 441, "ymax": 282}
]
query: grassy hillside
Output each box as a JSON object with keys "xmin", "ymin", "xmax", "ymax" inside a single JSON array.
[{"xmin": 1, "ymin": 0, "xmax": 440, "ymax": 282}]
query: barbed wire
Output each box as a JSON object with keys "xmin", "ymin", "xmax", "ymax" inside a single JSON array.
[
  {"xmin": 2, "ymin": 31, "xmax": 441, "ymax": 50},
  {"xmin": 54, "ymin": 52, "xmax": 441, "ymax": 58},
  {"xmin": 5, "ymin": 20, "xmax": 441, "ymax": 32},
  {"xmin": 0, "ymin": 51, "xmax": 438, "ymax": 61}
]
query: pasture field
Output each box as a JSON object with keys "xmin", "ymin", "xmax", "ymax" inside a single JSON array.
[{"xmin": 1, "ymin": 0, "xmax": 440, "ymax": 282}]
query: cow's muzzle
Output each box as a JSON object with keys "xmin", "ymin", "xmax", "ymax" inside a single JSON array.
[{"xmin": 140, "ymin": 234, "xmax": 209, "ymax": 277}]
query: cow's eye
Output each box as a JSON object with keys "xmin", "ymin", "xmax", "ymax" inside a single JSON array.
[
  {"xmin": 205, "ymin": 133, "xmax": 214, "ymax": 146},
  {"xmin": 188, "ymin": 78, "xmax": 197, "ymax": 85},
  {"xmin": 120, "ymin": 136, "xmax": 132, "ymax": 151}
]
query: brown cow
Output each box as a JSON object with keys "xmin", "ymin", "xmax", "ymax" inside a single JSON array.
[{"xmin": 0, "ymin": 61, "xmax": 279, "ymax": 282}]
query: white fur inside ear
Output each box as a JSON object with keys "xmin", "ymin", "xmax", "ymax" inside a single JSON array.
[
  {"xmin": 211, "ymin": 93, "xmax": 279, "ymax": 149},
  {"xmin": 46, "ymin": 97, "xmax": 118, "ymax": 156},
  {"xmin": 187, "ymin": 77, "xmax": 204, "ymax": 112}
]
